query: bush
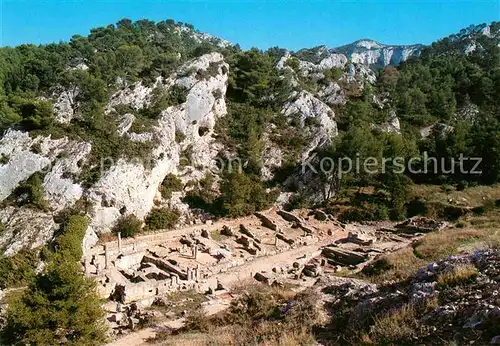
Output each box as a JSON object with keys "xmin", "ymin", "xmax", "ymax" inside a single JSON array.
[
  {"xmin": 54, "ymin": 215, "xmax": 88, "ymax": 261},
  {"xmin": 10, "ymin": 172, "xmax": 49, "ymax": 211},
  {"xmin": 160, "ymin": 173, "xmax": 183, "ymax": 199},
  {"xmin": 322, "ymin": 67, "xmax": 344, "ymax": 83},
  {"xmin": 113, "ymin": 214, "xmax": 143, "ymax": 238},
  {"xmin": 285, "ymin": 57, "xmax": 300, "ymax": 71},
  {"xmin": 145, "ymin": 207, "xmax": 181, "ymax": 230},
  {"xmin": 0, "ymin": 248, "xmax": 40, "ymax": 289},
  {"xmin": 175, "ymin": 130, "xmax": 186, "ymax": 143},
  {"xmin": 0, "ymin": 154, "xmax": 9, "ymax": 165}
]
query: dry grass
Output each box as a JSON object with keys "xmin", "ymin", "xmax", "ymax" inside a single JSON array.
[
  {"xmin": 413, "ymin": 228, "xmax": 489, "ymax": 261},
  {"xmin": 152, "ymin": 284, "xmax": 320, "ymax": 346},
  {"xmin": 369, "ymin": 297, "xmax": 438, "ymax": 344},
  {"xmin": 436, "ymin": 264, "xmax": 478, "ymax": 289},
  {"xmin": 96, "ymin": 232, "xmax": 117, "ymax": 244},
  {"xmin": 362, "ymin": 211, "xmax": 499, "ymax": 284},
  {"xmin": 410, "ymin": 184, "xmax": 500, "ymax": 208},
  {"xmin": 361, "ymin": 247, "xmax": 426, "ymax": 283}
]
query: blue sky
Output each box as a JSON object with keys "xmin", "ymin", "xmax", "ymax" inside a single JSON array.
[{"xmin": 1, "ymin": 0, "xmax": 499, "ymax": 50}]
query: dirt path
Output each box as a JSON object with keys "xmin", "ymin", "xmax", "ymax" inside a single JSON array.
[{"xmin": 106, "ymin": 318, "xmax": 184, "ymax": 346}]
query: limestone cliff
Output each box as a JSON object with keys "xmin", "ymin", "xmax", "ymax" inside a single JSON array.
[
  {"xmin": 0, "ymin": 52, "xmax": 228, "ymax": 255},
  {"xmin": 333, "ymin": 39, "xmax": 423, "ymax": 66}
]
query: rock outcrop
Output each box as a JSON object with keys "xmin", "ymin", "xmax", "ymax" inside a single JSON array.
[
  {"xmin": 89, "ymin": 52, "xmax": 229, "ymax": 232},
  {"xmin": 0, "ymin": 52, "xmax": 229, "ymax": 255},
  {"xmin": 282, "ymin": 91, "xmax": 337, "ymax": 161},
  {"xmin": 333, "ymin": 39, "xmax": 423, "ymax": 66}
]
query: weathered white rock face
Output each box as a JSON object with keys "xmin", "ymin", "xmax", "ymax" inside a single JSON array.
[
  {"xmin": 333, "ymin": 39, "xmax": 423, "ymax": 66},
  {"xmin": 0, "ymin": 129, "xmax": 92, "ymax": 255},
  {"xmin": 0, "ymin": 130, "xmax": 91, "ymax": 212},
  {"xmin": 283, "ymin": 91, "xmax": 338, "ymax": 161},
  {"xmin": 277, "ymin": 50, "xmax": 348, "ymax": 75},
  {"xmin": 0, "ymin": 52, "xmax": 229, "ymax": 255},
  {"xmin": 0, "ymin": 130, "xmax": 51, "ymax": 201},
  {"xmin": 377, "ymin": 110, "xmax": 401, "ymax": 134},
  {"xmin": 53, "ymin": 87, "xmax": 80, "ymax": 124},
  {"xmin": 318, "ymin": 82, "xmax": 346, "ymax": 105},
  {"xmin": 261, "ymin": 131, "xmax": 284, "ymax": 181},
  {"xmin": 88, "ymin": 52, "xmax": 229, "ymax": 232},
  {"xmin": 0, "ymin": 207, "xmax": 56, "ymax": 256}
]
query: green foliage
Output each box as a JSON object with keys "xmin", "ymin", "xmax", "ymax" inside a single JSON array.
[
  {"xmin": 113, "ymin": 214, "xmax": 143, "ymax": 238},
  {"xmin": 219, "ymin": 172, "xmax": 278, "ymax": 217},
  {"xmin": 175, "ymin": 130, "xmax": 186, "ymax": 143},
  {"xmin": 0, "ymin": 248, "xmax": 40, "ymax": 289},
  {"xmin": 1, "ymin": 254, "xmax": 107, "ymax": 345},
  {"xmin": 1, "ymin": 210, "xmax": 106, "ymax": 345},
  {"xmin": 55, "ymin": 215, "xmax": 89, "ymax": 261},
  {"xmin": 0, "ymin": 95, "xmax": 54, "ymax": 131},
  {"xmin": 179, "ymin": 144, "xmax": 194, "ymax": 168},
  {"xmin": 322, "ymin": 67, "xmax": 344, "ymax": 83},
  {"xmin": 0, "ymin": 153, "xmax": 9, "ymax": 165},
  {"xmin": 9, "ymin": 172, "xmax": 49, "ymax": 211},
  {"xmin": 285, "ymin": 57, "xmax": 300, "ymax": 71},
  {"xmin": 140, "ymin": 85, "xmax": 188, "ymax": 119},
  {"xmin": 183, "ymin": 172, "xmax": 218, "ymax": 211},
  {"xmin": 160, "ymin": 173, "xmax": 183, "ymax": 199},
  {"xmin": 145, "ymin": 207, "xmax": 181, "ymax": 230},
  {"xmin": 227, "ymin": 48, "xmax": 281, "ymax": 105}
]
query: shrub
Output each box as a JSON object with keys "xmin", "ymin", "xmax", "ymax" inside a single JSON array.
[
  {"xmin": 113, "ymin": 214, "xmax": 143, "ymax": 238},
  {"xmin": 175, "ymin": 130, "xmax": 186, "ymax": 143},
  {"xmin": 0, "ymin": 248, "xmax": 40, "ymax": 289},
  {"xmin": 146, "ymin": 207, "xmax": 181, "ymax": 230},
  {"xmin": 55, "ymin": 215, "xmax": 89, "ymax": 261},
  {"xmin": 179, "ymin": 144, "xmax": 194, "ymax": 167},
  {"xmin": 285, "ymin": 57, "xmax": 300, "ymax": 71},
  {"xmin": 0, "ymin": 154, "xmax": 9, "ymax": 165},
  {"xmin": 373, "ymin": 204, "xmax": 390, "ymax": 220},
  {"xmin": 219, "ymin": 172, "xmax": 278, "ymax": 218},
  {"xmin": 10, "ymin": 172, "xmax": 49, "ymax": 211},
  {"xmin": 165, "ymin": 84, "xmax": 189, "ymax": 105},
  {"xmin": 160, "ymin": 173, "xmax": 183, "ymax": 199},
  {"xmin": 322, "ymin": 67, "xmax": 344, "ymax": 83}
]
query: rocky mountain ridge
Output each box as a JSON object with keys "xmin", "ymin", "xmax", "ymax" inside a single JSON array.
[{"xmin": 332, "ymin": 39, "xmax": 424, "ymax": 66}]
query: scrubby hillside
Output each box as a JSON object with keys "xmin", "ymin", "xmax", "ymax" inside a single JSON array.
[
  {"xmin": 1, "ymin": 18, "xmax": 500, "ymax": 345},
  {"xmin": 0, "ymin": 16, "xmax": 499, "ymax": 263}
]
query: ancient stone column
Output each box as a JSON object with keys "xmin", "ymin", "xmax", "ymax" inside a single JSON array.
[
  {"xmin": 96, "ymin": 263, "xmax": 101, "ymax": 274},
  {"xmin": 104, "ymin": 244, "xmax": 110, "ymax": 269},
  {"xmin": 118, "ymin": 232, "xmax": 122, "ymax": 253},
  {"xmin": 187, "ymin": 267, "xmax": 192, "ymax": 281},
  {"xmin": 195, "ymin": 264, "xmax": 201, "ymax": 281},
  {"xmin": 194, "ymin": 245, "xmax": 198, "ymax": 260},
  {"xmin": 274, "ymin": 233, "xmax": 278, "ymax": 246}
]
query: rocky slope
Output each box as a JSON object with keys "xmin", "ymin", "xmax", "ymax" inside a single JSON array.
[
  {"xmin": 0, "ymin": 52, "xmax": 229, "ymax": 254},
  {"xmin": 317, "ymin": 249, "xmax": 500, "ymax": 344}
]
